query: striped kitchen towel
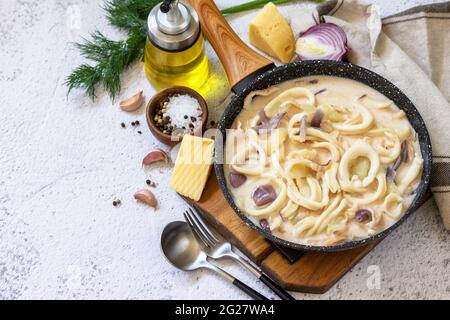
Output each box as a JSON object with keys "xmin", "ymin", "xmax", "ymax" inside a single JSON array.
[{"xmin": 317, "ymin": 0, "xmax": 450, "ymax": 228}]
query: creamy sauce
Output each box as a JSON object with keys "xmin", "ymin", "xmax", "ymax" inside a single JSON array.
[{"xmin": 224, "ymin": 76, "xmax": 423, "ymax": 246}]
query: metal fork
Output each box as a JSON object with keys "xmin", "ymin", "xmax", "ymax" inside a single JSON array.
[{"xmin": 184, "ymin": 206, "xmax": 295, "ymax": 300}]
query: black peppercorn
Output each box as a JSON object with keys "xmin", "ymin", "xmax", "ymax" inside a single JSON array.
[
  {"xmin": 135, "ymin": 120, "xmax": 140, "ymax": 126},
  {"xmin": 131, "ymin": 122, "xmax": 135, "ymax": 126},
  {"xmin": 184, "ymin": 115, "xmax": 188, "ymax": 119},
  {"xmin": 146, "ymin": 179, "xmax": 151, "ymax": 185},
  {"xmin": 113, "ymin": 201, "xmax": 117, "ymax": 206},
  {"xmin": 121, "ymin": 123, "xmax": 126, "ymax": 128},
  {"xmin": 137, "ymin": 131, "xmax": 142, "ymax": 134}
]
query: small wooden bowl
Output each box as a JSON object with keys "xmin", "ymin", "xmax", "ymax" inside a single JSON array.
[{"xmin": 146, "ymin": 86, "xmax": 208, "ymax": 146}]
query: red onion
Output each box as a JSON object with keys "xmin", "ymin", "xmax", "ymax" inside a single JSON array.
[
  {"xmin": 253, "ymin": 112, "xmax": 286, "ymax": 134},
  {"xmin": 229, "ymin": 172, "xmax": 247, "ymax": 188},
  {"xmin": 252, "ymin": 184, "xmax": 277, "ymax": 207},
  {"xmin": 298, "ymin": 116, "xmax": 307, "ymax": 142},
  {"xmin": 315, "ymin": 159, "xmax": 331, "ymax": 167},
  {"xmin": 386, "ymin": 166, "xmax": 396, "ymax": 182},
  {"xmin": 311, "ymin": 109, "xmax": 324, "ymax": 128},
  {"xmin": 387, "ymin": 140, "xmax": 410, "ymax": 181},
  {"xmin": 296, "ymin": 23, "xmax": 349, "ymax": 61},
  {"xmin": 355, "ymin": 209, "xmax": 372, "ymax": 223},
  {"xmin": 259, "ymin": 219, "xmax": 272, "ymax": 234},
  {"xmin": 314, "ymin": 88, "xmax": 327, "ymax": 96},
  {"xmin": 258, "ymin": 109, "xmax": 270, "ymax": 123}
]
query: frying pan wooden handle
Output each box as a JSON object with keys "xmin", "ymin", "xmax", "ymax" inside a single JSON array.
[{"xmin": 186, "ymin": 0, "xmax": 273, "ymax": 87}]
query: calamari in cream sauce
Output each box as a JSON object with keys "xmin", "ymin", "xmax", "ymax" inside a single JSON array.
[{"xmin": 224, "ymin": 76, "xmax": 423, "ymax": 246}]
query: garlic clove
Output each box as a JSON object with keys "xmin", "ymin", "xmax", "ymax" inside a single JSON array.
[
  {"xmin": 120, "ymin": 91, "xmax": 144, "ymax": 112},
  {"xmin": 134, "ymin": 189, "xmax": 158, "ymax": 208},
  {"xmin": 142, "ymin": 149, "xmax": 170, "ymax": 166}
]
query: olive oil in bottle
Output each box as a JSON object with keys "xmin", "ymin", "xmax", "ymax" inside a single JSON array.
[{"xmin": 144, "ymin": 0, "xmax": 208, "ymax": 91}]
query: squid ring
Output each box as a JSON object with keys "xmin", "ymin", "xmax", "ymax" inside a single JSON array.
[
  {"xmin": 375, "ymin": 132, "xmax": 401, "ymax": 164},
  {"xmin": 287, "ymin": 177, "xmax": 329, "ymax": 210},
  {"xmin": 311, "ymin": 141, "xmax": 341, "ymax": 162},
  {"xmin": 243, "ymin": 87, "xmax": 279, "ymax": 110},
  {"xmin": 294, "ymin": 216, "xmax": 318, "ymax": 237},
  {"xmin": 338, "ymin": 140, "xmax": 380, "ymax": 192},
  {"xmin": 333, "ymin": 103, "xmax": 374, "ymax": 134},
  {"xmin": 231, "ymin": 142, "xmax": 267, "ymax": 176},
  {"xmin": 345, "ymin": 173, "xmax": 387, "ymax": 205},
  {"xmin": 288, "ymin": 112, "xmax": 308, "ymax": 143},
  {"xmin": 265, "ymin": 88, "xmax": 315, "ymax": 117},
  {"xmin": 307, "ymin": 196, "xmax": 346, "ymax": 236},
  {"xmin": 383, "ymin": 193, "xmax": 404, "ymax": 219},
  {"xmin": 396, "ymin": 157, "xmax": 423, "ymax": 193},
  {"xmin": 280, "ymin": 200, "xmax": 299, "ymax": 219},
  {"xmin": 324, "ymin": 162, "xmax": 341, "ymax": 193}
]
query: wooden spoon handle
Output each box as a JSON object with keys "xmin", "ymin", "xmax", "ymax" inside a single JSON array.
[{"xmin": 186, "ymin": 0, "xmax": 273, "ymax": 87}]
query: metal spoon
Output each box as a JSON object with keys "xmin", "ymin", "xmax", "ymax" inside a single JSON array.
[{"xmin": 161, "ymin": 221, "xmax": 268, "ymax": 300}]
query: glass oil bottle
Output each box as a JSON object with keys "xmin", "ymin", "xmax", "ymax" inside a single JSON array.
[{"xmin": 144, "ymin": 0, "xmax": 209, "ymax": 91}]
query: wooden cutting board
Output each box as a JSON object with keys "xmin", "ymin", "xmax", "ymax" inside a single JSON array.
[{"xmin": 194, "ymin": 175, "xmax": 381, "ymax": 294}]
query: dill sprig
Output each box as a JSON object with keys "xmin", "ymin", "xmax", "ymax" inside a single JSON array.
[
  {"xmin": 104, "ymin": 0, "xmax": 155, "ymax": 33},
  {"xmin": 67, "ymin": 30, "xmax": 146, "ymax": 100},
  {"xmin": 66, "ymin": 0, "xmax": 159, "ymax": 101}
]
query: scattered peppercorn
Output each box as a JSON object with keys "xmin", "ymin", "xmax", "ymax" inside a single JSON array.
[
  {"xmin": 135, "ymin": 120, "xmax": 140, "ymax": 126},
  {"xmin": 121, "ymin": 122, "xmax": 126, "ymax": 128},
  {"xmin": 131, "ymin": 122, "xmax": 135, "ymax": 127},
  {"xmin": 145, "ymin": 179, "xmax": 156, "ymax": 187},
  {"xmin": 137, "ymin": 131, "xmax": 142, "ymax": 134},
  {"xmin": 113, "ymin": 199, "xmax": 121, "ymax": 207}
]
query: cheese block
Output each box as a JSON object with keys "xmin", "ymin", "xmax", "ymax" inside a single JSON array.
[
  {"xmin": 170, "ymin": 135, "xmax": 214, "ymax": 201},
  {"xmin": 249, "ymin": 2, "xmax": 295, "ymax": 63}
]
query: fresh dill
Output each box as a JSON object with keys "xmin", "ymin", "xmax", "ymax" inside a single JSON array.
[{"xmin": 66, "ymin": 0, "xmax": 159, "ymax": 101}]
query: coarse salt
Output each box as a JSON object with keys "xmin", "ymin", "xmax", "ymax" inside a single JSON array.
[{"xmin": 165, "ymin": 94, "xmax": 202, "ymax": 130}]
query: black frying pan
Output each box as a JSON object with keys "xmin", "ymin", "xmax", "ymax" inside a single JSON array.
[{"xmin": 189, "ymin": 0, "xmax": 432, "ymax": 252}]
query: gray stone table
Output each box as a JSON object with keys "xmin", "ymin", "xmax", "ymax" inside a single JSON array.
[{"xmin": 0, "ymin": 0, "xmax": 448, "ymax": 299}]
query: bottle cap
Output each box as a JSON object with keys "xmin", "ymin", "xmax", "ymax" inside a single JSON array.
[{"xmin": 147, "ymin": 0, "xmax": 200, "ymax": 51}]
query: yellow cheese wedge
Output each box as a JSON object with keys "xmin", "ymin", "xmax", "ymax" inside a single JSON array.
[
  {"xmin": 249, "ymin": 2, "xmax": 295, "ymax": 63},
  {"xmin": 170, "ymin": 135, "xmax": 214, "ymax": 201}
]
